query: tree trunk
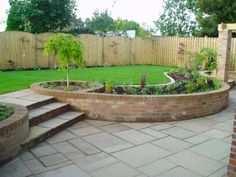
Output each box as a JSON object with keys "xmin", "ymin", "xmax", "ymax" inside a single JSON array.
[{"xmin": 66, "ymin": 64, "xmax": 69, "ymax": 89}]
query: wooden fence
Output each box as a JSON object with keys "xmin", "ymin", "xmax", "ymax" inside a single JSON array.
[{"xmin": 1, "ymin": 31, "xmax": 236, "ymax": 71}]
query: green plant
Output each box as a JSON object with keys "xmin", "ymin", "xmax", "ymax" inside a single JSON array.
[
  {"xmin": 0, "ymin": 104, "xmax": 14, "ymax": 121},
  {"xmin": 44, "ymin": 33, "xmax": 83, "ymax": 89},
  {"xmin": 105, "ymin": 81, "xmax": 112, "ymax": 93},
  {"xmin": 188, "ymin": 48, "xmax": 217, "ymax": 72}
]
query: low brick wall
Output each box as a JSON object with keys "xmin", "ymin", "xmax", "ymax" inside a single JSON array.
[
  {"xmin": 228, "ymin": 112, "xmax": 236, "ymax": 176},
  {"xmin": 32, "ymin": 81, "xmax": 230, "ymax": 122},
  {"xmin": 0, "ymin": 103, "xmax": 28, "ymax": 165}
]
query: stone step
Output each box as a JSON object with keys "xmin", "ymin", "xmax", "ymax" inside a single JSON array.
[
  {"xmin": 21, "ymin": 111, "xmax": 85, "ymax": 150},
  {"xmin": 27, "ymin": 96, "xmax": 55, "ymax": 110},
  {"xmin": 29, "ymin": 102, "xmax": 71, "ymax": 127}
]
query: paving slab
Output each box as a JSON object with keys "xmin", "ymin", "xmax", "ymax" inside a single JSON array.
[
  {"xmin": 157, "ymin": 166, "xmax": 202, "ymax": 177},
  {"xmin": 189, "ymin": 139, "xmax": 231, "ymax": 160},
  {"xmin": 47, "ymin": 130, "xmax": 77, "ymax": 144},
  {"xmin": 202, "ymin": 129, "xmax": 231, "ymax": 139},
  {"xmin": 166, "ymin": 150, "xmax": 225, "ymax": 176},
  {"xmin": 113, "ymin": 129, "xmax": 155, "ymax": 145},
  {"xmin": 90, "ymin": 162, "xmax": 140, "ymax": 177},
  {"xmin": 31, "ymin": 145, "xmax": 58, "ymax": 158},
  {"xmin": 121, "ymin": 122, "xmax": 154, "ymax": 130},
  {"xmin": 35, "ymin": 164, "xmax": 91, "ymax": 177},
  {"xmin": 152, "ymin": 136, "xmax": 192, "ymax": 152},
  {"xmin": 69, "ymin": 126, "xmax": 102, "ymax": 137},
  {"xmin": 69, "ymin": 138, "xmax": 101, "ymax": 155},
  {"xmin": 138, "ymin": 159, "xmax": 177, "ymax": 177},
  {"xmin": 83, "ymin": 132, "xmax": 133, "ymax": 153},
  {"xmin": 112, "ymin": 143, "xmax": 171, "ymax": 168},
  {"xmin": 99, "ymin": 123, "xmax": 130, "ymax": 133},
  {"xmin": 174, "ymin": 120, "xmax": 210, "ymax": 133},
  {"xmin": 0, "ymin": 158, "xmax": 32, "ymax": 177},
  {"xmin": 160, "ymin": 127, "xmax": 196, "ymax": 139},
  {"xmin": 85, "ymin": 119, "xmax": 115, "ymax": 127},
  {"xmin": 140, "ymin": 128, "xmax": 168, "ymax": 139},
  {"xmin": 51, "ymin": 142, "xmax": 85, "ymax": 160},
  {"xmin": 211, "ymin": 122, "xmax": 234, "ymax": 133},
  {"xmin": 39, "ymin": 153, "xmax": 69, "ymax": 167},
  {"xmin": 150, "ymin": 123, "xmax": 174, "ymax": 131},
  {"xmin": 73, "ymin": 152, "xmax": 118, "ymax": 172},
  {"xmin": 184, "ymin": 134, "xmax": 211, "ymax": 145}
]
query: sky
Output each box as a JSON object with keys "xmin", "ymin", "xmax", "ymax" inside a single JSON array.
[{"xmin": 0, "ymin": 0, "xmax": 164, "ymax": 32}]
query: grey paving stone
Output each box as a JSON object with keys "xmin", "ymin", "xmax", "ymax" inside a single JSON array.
[
  {"xmin": 83, "ymin": 132, "xmax": 133, "ymax": 153},
  {"xmin": 112, "ymin": 143, "xmax": 171, "ymax": 168},
  {"xmin": 52, "ymin": 142, "xmax": 85, "ymax": 160},
  {"xmin": 25, "ymin": 159, "xmax": 72, "ymax": 175},
  {"xmin": 39, "ymin": 118, "xmax": 68, "ymax": 128},
  {"xmin": 40, "ymin": 102, "xmax": 68, "ymax": 110},
  {"xmin": 20, "ymin": 151, "xmax": 35, "ymax": 161},
  {"xmin": 67, "ymin": 121, "xmax": 90, "ymax": 130},
  {"xmin": 138, "ymin": 159, "xmax": 177, "ymax": 177},
  {"xmin": 31, "ymin": 145, "xmax": 58, "ymax": 158},
  {"xmin": 160, "ymin": 127, "xmax": 196, "ymax": 139},
  {"xmin": 0, "ymin": 97, "xmax": 35, "ymax": 106},
  {"xmin": 99, "ymin": 123, "xmax": 130, "ymax": 133},
  {"xmin": 157, "ymin": 166, "xmax": 202, "ymax": 177},
  {"xmin": 70, "ymin": 126, "xmax": 102, "ymax": 137},
  {"xmin": 113, "ymin": 129, "xmax": 155, "ymax": 145},
  {"xmin": 150, "ymin": 123, "xmax": 174, "ymax": 131},
  {"xmin": 184, "ymin": 134, "xmax": 211, "ymax": 145},
  {"xmin": 56, "ymin": 111, "xmax": 84, "ymax": 120},
  {"xmin": 195, "ymin": 118, "xmax": 220, "ymax": 127},
  {"xmin": 35, "ymin": 164, "xmax": 91, "ymax": 177},
  {"xmin": 211, "ymin": 122, "xmax": 234, "ymax": 133},
  {"xmin": 69, "ymin": 138, "xmax": 101, "ymax": 155},
  {"xmin": 0, "ymin": 158, "xmax": 32, "ymax": 177},
  {"xmin": 24, "ymin": 158, "xmax": 45, "ymax": 173},
  {"xmin": 121, "ymin": 122, "xmax": 153, "ymax": 130},
  {"xmin": 73, "ymin": 152, "xmax": 118, "ymax": 172},
  {"xmin": 189, "ymin": 139, "xmax": 231, "ymax": 160},
  {"xmin": 208, "ymin": 166, "xmax": 227, "ymax": 177},
  {"xmin": 85, "ymin": 119, "xmax": 115, "ymax": 127},
  {"xmin": 39, "ymin": 153, "xmax": 69, "ymax": 166},
  {"xmin": 167, "ymin": 150, "xmax": 225, "ymax": 176},
  {"xmin": 28, "ymin": 108, "xmax": 49, "ymax": 118},
  {"xmin": 90, "ymin": 162, "xmax": 140, "ymax": 177},
  {"xmin": 202, "ymin": 129, "xmax": 231, "ymax": 139},
  {"xmin": 47, "ymin": 130, "xmax": 77, "ymax": 144},
  {"xmin": 152, "ymin": 136, "xmax": 192, "ymax": 152},
  {"xmin": 174, "ymin": 120, "xmax": 210, "ymax": 133},
  {"xmin": 140, "ymin": 128, "xmax": 168, "ymax": 139}
]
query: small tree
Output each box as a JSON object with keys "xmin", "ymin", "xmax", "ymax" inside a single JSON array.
[{"xmin": 44, "ymin": 33, "xmax": 83, "ymax": 89}]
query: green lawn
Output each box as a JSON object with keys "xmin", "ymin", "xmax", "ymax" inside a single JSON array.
[{"xmin": 0, "ymin": 65, "xmax": 174, "ymax": 94}]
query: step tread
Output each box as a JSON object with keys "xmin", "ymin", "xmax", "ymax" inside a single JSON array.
[
  {"xmin": 22, "ymin": 111, "xmax": 85, "ymax": 146},
  {"xmin": 38, "ymin": 111, "xmax": 85, "ymax": 128},
  {"xmin": 28, "ymin": 102, "xmax": 69, "ymax": 119}
]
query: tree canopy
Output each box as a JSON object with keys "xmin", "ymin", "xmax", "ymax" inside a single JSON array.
[
  {"xmin": 155, "ymin": 0, "xmax": 197, "ymax": 36},
  {"xmin": 6, "ymin": 0, "xmax": 77, "ymax": 33},
  {"xmin": 195, "ymin": 0, "xmax": 236, "ymax": 37}
]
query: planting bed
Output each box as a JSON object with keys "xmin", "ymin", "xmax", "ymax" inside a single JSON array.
[
  {"xmin": 0, "ymin": 103, "xmax": 28, "ymax": 165},
  {"xmin": 31, "ymin": 79, "xmax": 230, "ymax": 122}
]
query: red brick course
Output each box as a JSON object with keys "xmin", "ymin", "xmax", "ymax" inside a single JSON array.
[
  {"xmin": 31, "ymin": 81, "xmax": 230, "ymax": 122},
  {"xmin": 0, "ymin": 103, "xmax": 29, "ymax": 165},
  {"xmin": 228, "ymin": 114, "xmax": 236, "ymax": 176}
]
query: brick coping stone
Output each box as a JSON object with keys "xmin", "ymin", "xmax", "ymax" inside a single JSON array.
[
  {"xmin": 0, "ymin": 103, "xmax": 29, "ymax": 165},
  {"xmin": 31, "ymin": 81, "xmax": 230, "ymax": 122}
]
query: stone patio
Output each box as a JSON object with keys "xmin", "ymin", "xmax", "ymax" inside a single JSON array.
[{"xmin": 0, "ymin": 88, "xmax": 236, "ymax": 177}]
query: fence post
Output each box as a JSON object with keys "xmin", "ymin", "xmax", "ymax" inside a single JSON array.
[
  {"xmin": 101, "ymin": 36, "xmax": 105, "ymax": 66},
  {"xmin": 34, "ymin": 33, "xmax": 38, "ymax": 68}
]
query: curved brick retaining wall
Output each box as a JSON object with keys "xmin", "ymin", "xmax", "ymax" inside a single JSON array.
[
  {"xmin": 31, "ymin": 81, "xmax": 230, "ymax": 122},
  {"xmin": 0, "ymin": 103, "xmax": 28, "ymax": 165}
]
